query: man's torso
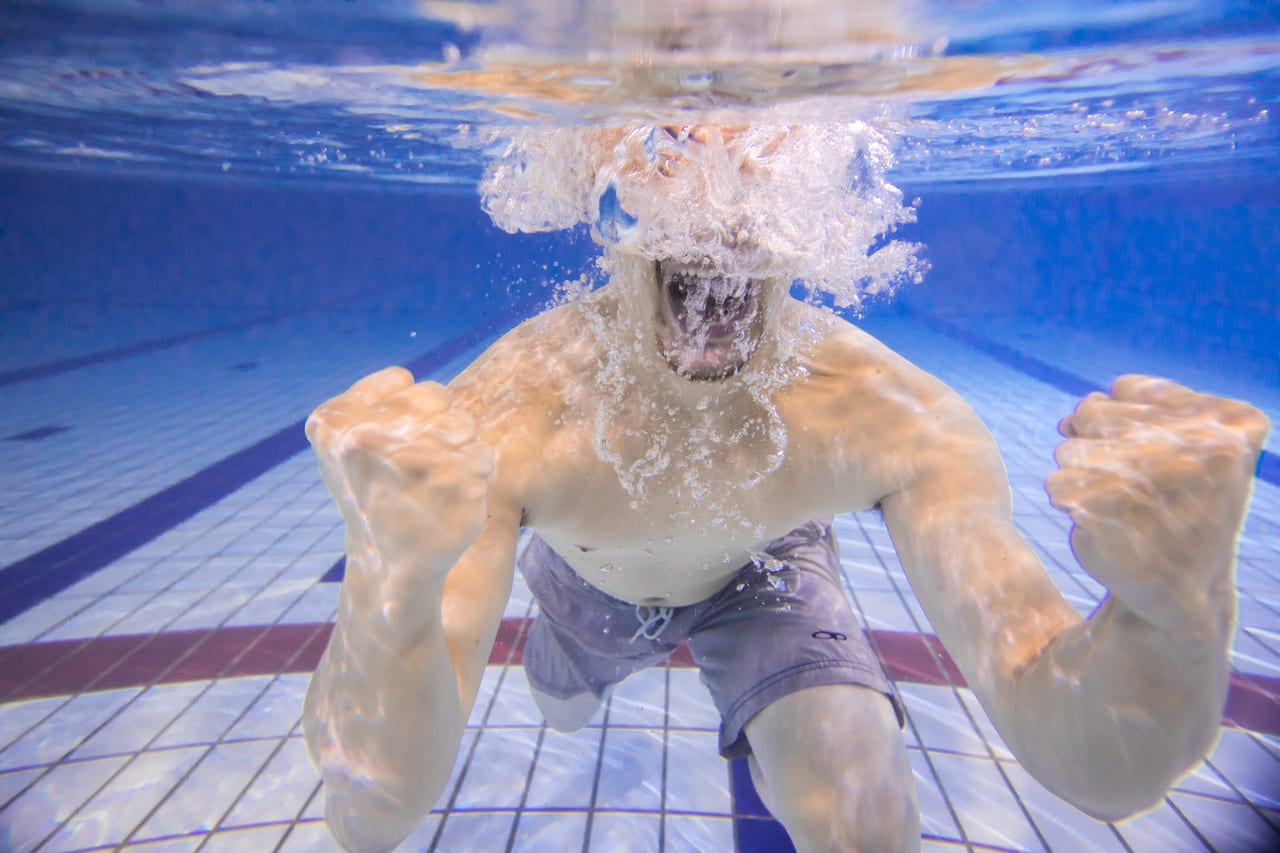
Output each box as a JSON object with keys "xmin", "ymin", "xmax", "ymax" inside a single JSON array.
[{"xmin": 448, "ymin": 289, "xmax": 961, "ymax": 605}]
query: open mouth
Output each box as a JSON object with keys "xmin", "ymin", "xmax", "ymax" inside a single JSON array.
[
  {"xmin": 655, "ymin": 261, "xmax": 762, "ymax": 379},
  {"xmin": 663, "ymin": 268, "xmax": 757, "ymax": 341}
]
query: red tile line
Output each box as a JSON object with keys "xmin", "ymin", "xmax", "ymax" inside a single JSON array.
[{"xmin": 0, "ymin": 619, "xmax": 1276, "ymax": 737}]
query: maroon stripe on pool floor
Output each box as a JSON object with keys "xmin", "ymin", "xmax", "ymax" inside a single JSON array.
[{"xmin": 1, "ymin": 619, "xmax": 1277, "ymax": 737}]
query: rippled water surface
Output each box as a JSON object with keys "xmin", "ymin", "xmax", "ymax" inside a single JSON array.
[{"xmin": 0, "ymin": 0, "xmax": 1275, "ymax": 188}]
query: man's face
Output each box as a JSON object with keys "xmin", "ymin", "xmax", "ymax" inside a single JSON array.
[{"xmin": 652, "ymin": 259, "xmax": 766, "ymax": 381}]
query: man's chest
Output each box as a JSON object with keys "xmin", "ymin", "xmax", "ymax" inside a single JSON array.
[{"xmin": 518, "ymin": 413, "xmax": 889, "ymax": 604}]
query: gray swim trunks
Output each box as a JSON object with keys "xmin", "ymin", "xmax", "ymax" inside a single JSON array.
[{"xmin": 518, "ymin": 517, "xmax": 903, "ymax": 759}]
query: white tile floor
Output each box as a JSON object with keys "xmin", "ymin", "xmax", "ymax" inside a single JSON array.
[{"xmin": 0, "ymin": 306, "xmax": 1277, "ymax": 852}]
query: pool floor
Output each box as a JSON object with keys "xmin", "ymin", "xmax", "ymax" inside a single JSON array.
[{"xmin": 0, "ymin": 306, "xmax": 1277, "ymax": 852}]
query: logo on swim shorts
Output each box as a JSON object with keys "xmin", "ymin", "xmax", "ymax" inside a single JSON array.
[{"xmin": 811, "ymin": 630, "xmax": 848, "ymax": 641}]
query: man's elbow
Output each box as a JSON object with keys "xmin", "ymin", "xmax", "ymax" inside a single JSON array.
[
  {"xmin": 1038, "ymin": 744, "xmax": 1206, "ymax": 825},
  {"xmin": 321, "ymin": 776, "xmax": 435, "ymax": 853},
  {"xmin": 1068, "ymin": 784, "xmax": 1166, "ymax": 824}
]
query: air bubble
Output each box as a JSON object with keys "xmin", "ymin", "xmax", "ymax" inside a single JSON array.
[{"xmin": 480, "ymin": 123, "xmax": 924, "ymax": 308}]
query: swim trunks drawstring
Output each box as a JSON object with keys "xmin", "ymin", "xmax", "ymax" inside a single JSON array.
[{"xmin": 631, "ymin": 605, "xmax": 675, "ymax": 643}]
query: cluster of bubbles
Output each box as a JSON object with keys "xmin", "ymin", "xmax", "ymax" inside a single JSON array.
[
  {"xmin": 476, "ymin": 118, "xmax": 925, "ymax": 514},
  {"xmin": 479, "ymin": 121, "xmax": 926, "ymax": 308},
  {"xmin": 576, "ymin": 253, "xmax": 797, "ymax": 515}
]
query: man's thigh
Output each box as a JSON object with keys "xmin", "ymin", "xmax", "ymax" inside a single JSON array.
[
  {"xmin": 688, "ymin": 517, "xmax": 901, "ymax": 757},
  {"xmin": 745, "ymin": 684, "xmax": 920, "ymax": 853}
]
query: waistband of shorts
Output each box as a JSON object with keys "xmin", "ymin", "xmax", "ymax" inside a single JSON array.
[{"xmin": 521, "ymin": 518, "xmax": 838, "ymax": 611}]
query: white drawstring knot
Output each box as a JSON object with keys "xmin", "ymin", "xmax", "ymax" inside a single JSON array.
[{"xmin": 630, "ymin": 604, "xmax": 675, "ymax": 642}]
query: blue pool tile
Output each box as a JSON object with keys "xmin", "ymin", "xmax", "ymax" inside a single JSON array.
[{"xmin": 587, "ymin": 812, "xmax": 660, "ymax": 852}]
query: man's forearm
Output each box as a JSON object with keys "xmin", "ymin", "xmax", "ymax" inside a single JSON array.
[
  {"xmin": 990, "ymin": 595, "xmax": 1231, "ymax": 821},
  {"xmin": 888, "ymin": 502, "xmax": 1230, "ymax": 821},
  {"xmin": 303, "ymin": 565, "xmax": 466, "ymax": 853}
]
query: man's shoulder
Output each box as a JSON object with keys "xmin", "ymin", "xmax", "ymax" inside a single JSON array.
[
  {"xmin": 787, "ymin": 303, "xmax": 972, "ymax": 426},
  {"xmin": 452, "ymin": 299, "xmax": 606, "ymax": 389},
  {"xmin": 790, "ymin": 303, "xmax": 919, "ymax": 382}
]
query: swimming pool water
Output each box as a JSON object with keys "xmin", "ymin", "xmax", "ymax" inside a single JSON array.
[
  {"xmin": 0, "ymin": 163, "xmax": 1276, "ymax": 852},
  {"xmin": 1, "ymin": 2, "xmax": 1278, "ymax": 851}
]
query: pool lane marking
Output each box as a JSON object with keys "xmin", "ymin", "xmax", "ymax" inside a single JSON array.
[
  {"xmin": 9, "ymin": 307, "xmax": 1268, "ymax": 627},
  {"xmin": 0, "ymin": 306, "xmax": 534, "ymax": 626},
  {"xmin": 7, "ymin": 306, "xmax": 1267, "ymax": 849},
  {"xmin": 1, "ymin": 620, "xmax": 1275, "ymax": 736},
  {"xmin": 1, "ymin": 623, "xmax": 1272, "ymax": 853},
  {"xmin": 0, "ymin": 307, "xmax": 320, "ymax": 388},
  {"xmin": 911, "ymin": 312, "xmax": 1279, "ymax": 488},
  {"xmin": 0, "ymin": 281, "xmax": 433, "ymax": 389}
]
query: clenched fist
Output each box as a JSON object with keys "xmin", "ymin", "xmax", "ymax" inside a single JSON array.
[
  {"xmin": 1046, "ymin": 375, "xmax": 1269, "ymax": 638},
  {"xmin": 306, "ymin": 367, "xmax": 495, "ymax": 631}
]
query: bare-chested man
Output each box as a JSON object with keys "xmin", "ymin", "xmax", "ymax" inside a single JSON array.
[{"xmin": 301, "ymin": 128, "xmax": 1269, "ymax": 852}]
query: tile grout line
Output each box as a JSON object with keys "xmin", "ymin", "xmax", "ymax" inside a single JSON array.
[
  {"xmin": 863, "ymin": 503, "xmax": 1224, "ymax": 853},
  {"xmin": 0, "ymin": 304, "xmax": 537, "ymax": 627},
  {"xmin": 275, "ymin": 779, "xmax": 326, "ymax": 851},
  {"xmin": 858, "ymin": 499, "xmax": 1232, "ymax": 853},
  {"xmin": 658, "ymin": 662, "xmax": 670, "ymax": 852},
  {"xmin": 4, "ymin": 621, "xmax": 1277, "ymax": 732},
  {"xmin": 115, "ymin": 469, "xmax": 338, "ymax": 641},
  {"xmin": 3, "ymin": 312, "xmax": 1276, "ymax": 850},
  {"xmin": 853, "ymin": 512, "xmax": 974, "ymax": 851},
  {"xmin": 111, "ymin": 675, "xmax": 297, "ymax": 849},
  {"xmin": 30, "ymin": 673, "xmax": 275, "ymax": 851},
  {"xmin": 579, "ymin": 695, "xmax": 613, "ymax": 853},
  {"xmin": 0, "ymin": 277, "xmax": 445, "ymax": 391},
  {"xmin": 1198, "ymin": 755, "xmax": 1280, "ymax": 835},
  {"xmin": 191, "ymin": 732, "xmax": 295, "ymax": 852},
  {"xmin": 60, "ymin": 607, "xmax": 328, "ymax": 849},
  {"xmin": 0, "ymin": 675, "xmax": 223, "ymax": 844},
  {"xmin": 1161, "ymin": 795, "xmax": 1220, "ymax": 853},
  {"xmin": 21, "ymin": 513, "xmax": 310, "ymax": 693},
  {"xmin": 426, "ymin": 594, "xmax": 536, "ymax": 851},
  {"xmin": 947, "ymin": 683, "xmax": 1054, "ymax": 853},
  {"xmin": 906, "ymin": 310, "xmax": 1279, "ymax": 488},
  {"xmin": 189, "ymin": 626, "xmax": 337, "ymax": 850},
  {"xmin": 875, "ymin": 317, "xmax": 1280, "ymax": 846},
  {"xmin": 0, "ymin": 306, "xmax": 317, "ymax": 389},
  {"xmin": 504, "ymin": 722, "xmax": 549, "ymax": 853}
]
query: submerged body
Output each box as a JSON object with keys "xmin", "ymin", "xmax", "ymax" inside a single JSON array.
[{"xmin": 301, "ymin": 250, "xmax": 1268, "ymax": 852}]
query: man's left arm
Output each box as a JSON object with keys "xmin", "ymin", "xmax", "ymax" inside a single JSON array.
[{"xmin": 879, "ymin": 374, "xmax": 1268, "ymax": 821}]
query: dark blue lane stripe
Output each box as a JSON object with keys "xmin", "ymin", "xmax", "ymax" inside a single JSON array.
[
  {"xmin": 911, "ymin": 312, "xmax": 1279, "ymax": 488},
  {"xmin": 320, "ymin": 556, "xmax": 346, "ymax": 584},
  {"xmin": 730, "ymin": 757, "xmax": 796, "ymax": 852},
  {"xmin": 0, "ymin": 309, "xmax": 315, "ymax": 388},
  {"xmin": 1259, "ymin": 451, "xmax": 1280, "ymax": 487},
  {"xmin": 0, "ymin": 307, "xmax": 532, "ymax": 625},
  {"xmin": 909, "ymin": 312, "xmax": 1106, "ymax": 398}
]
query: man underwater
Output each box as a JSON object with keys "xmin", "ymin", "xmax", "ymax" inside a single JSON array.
[{"xmin": 301, "ymin": 125, "xmax": 1270, "ymax": 852}]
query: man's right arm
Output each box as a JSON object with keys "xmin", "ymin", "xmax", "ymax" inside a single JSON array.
[
  {"xmin": 303, "ymin": 509, "xmax": 519, "ymax": 853},
  {"xmin": 299, "ymin": 367, "xmax": 519, "ymax": 852}
]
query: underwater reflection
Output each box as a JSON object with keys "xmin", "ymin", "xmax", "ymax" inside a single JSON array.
[{"xmin": 298, "ymin": 3, "xmax": 1271, "ymax": 852}]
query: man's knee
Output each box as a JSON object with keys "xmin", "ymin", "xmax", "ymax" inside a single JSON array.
[
  {"xmin": 745, "ymin": 685, "xmax": 919, "ymax": 852},
  {"xmin": 530, "ymin": 685, "xmax": 607, "ymax": 733}
]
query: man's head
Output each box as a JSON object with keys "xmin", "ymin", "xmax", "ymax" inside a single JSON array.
[{"xmin": 481, "ymin": 119, "xmax": 925, "ymax": 331}]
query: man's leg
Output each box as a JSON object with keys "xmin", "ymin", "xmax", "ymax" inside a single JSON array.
[
  {"xmin": 530, "ymin": 685, "xmax": 610, "ymax": 733},
  {"xmin": 745, "ymin": 684, "xmax": 920, "ymax": 853}
]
